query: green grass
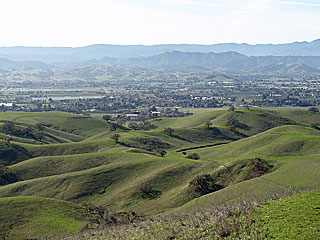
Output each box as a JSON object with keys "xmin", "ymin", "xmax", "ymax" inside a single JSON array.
[
  {"xmin": 211, "ymin": 108, "xmax": 297, "ymax": 136},
  {"xmin": 0, "ymin": 141, "xmax": 32, "ymax": 165},
  {"xmin": 257, "ymin": 190, "xmax": 320, "ymax": 239},
  {"xmin": 273, "ymin": 109, "xmax": 320, "ymax": 125},
  {"xmin": 10, "ymin": 152, "xmax": 155, "ymax": 180},
  {"xmin": 150, "ymin": 109, "xmax": 226, "ymax": 130},
  {"xmin": 188, "ymin": 125, "xmax": 320, "ymax": 162},
  {"xmin": 173, "ymin": 154, "xmax": 320, "ymax": 213},
  {"xmin": 0, "ymin": 111, "xmax": 111, "ymax": 138},
  {"xmin": 1, "ymin": 109, "xmax": 320, "ymax": 239},
  {"xmin": 0, "ymin": 196, "xmax": 88, "ymax": 240},
  {"xmin": 66, "ymin": 190, "xmax": 320, "ymax": 240},
  {"xmin": 19, "ymin": 138, "xmax": 116, "ymax": 158},
  {"xmin": 0, "ymin": 158, "xmax": 219, "ymax": 215}
]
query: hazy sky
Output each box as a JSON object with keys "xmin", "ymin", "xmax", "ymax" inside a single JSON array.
[{"xmin": 0, "ymin": 0, "xmax": 319, "ymax": 47}]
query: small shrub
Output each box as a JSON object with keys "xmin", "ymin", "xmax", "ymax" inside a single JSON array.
[
  {"xmin": 163, "ymin": 127, "xmax": 175, "ymax": 135},
  {"xmin": 139, "ymin": 184, "xmax": 162, "ymax": 200},
  {"xmin": 308, "ymin": 106, "xmax": 319, "ymax": 113},
  {"xmin": 187, "ymin": 153, "xmax": 200, "ymax": 160},
  {"xmin": 110, "ymin": 134, "xmax": 120, "ymax": 143},
  {"xmin": 189, "ymin": 174, "xmax": 224, "ymax": 197},
  {"xmin": 158, "ymin": 149, "xmax": 166, "ymax": 157}
]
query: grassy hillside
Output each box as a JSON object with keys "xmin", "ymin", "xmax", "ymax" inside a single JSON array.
[
  {"xmin": 187, "ymin": 125, "xmax": 320, "ymax": 162},
  {"xmin": 1, "ymin": 109, "xmax": 320, "ymax": 239},
  {"xmin": 273, "ymin": 108, "xmax": 320, "ymax": 125},
  {"xmin": 0, "ymin": 159, "xmax": 220, "ymax": 215},
  {"xmin": 257, "ymin": 189, "xmax": 320, "ymax": 239},
  {"xmin": 210, "ymin": 108, "xmax": 297, "ymax": 136},
  {"xmin": 174, "ymin": 154, "xmax": 320, "ymax": 213},
  {"xmin": 0, "ymin": 111, "xmax": 111, "ymax": 138},
  {"xmin": 20, "ymin": 138, "xmax": 116, "ymax": 158},
  {"xmin": 0, "ymin": 141, "xmax": 32, "ymax": 165},
  {"xmin": 150, "ymin": 110, "xmax": 226, "ymax": 130},
  {"xmin": 10, "ymin": 152, "xmax": 155, "ymax": 180},
  {"xmin": 0, "ymin": 196, "xmax": 88, "ymax": 240},
  {"xmin": 65, "ymin": 190, "xmax": 320, "ymax": 240}
]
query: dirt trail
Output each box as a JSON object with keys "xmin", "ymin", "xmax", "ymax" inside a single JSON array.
[
  {"xmin": 121, "ymin": 148, "xmax": 135, "ymax": 153},
  {"xmin": 121, "ymin": 147, "xmax": 157, "ymax": 158}
]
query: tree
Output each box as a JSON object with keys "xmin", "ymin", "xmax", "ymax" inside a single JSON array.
[
  {"xmin": 4, "ymin": 135, "xmax": 12, "ymax": 143},
  {"xmin": 187, "ymin": 153, "xmax": 200, "ymax": 160},
  {"xmin": 228, "ymin": 105, "xmax": 236, "ymax": 112},
  {"xmin": 128, "ymin": 122, "xmax": 139, "ymax": 130},
  {"xmin": 34, "ymin": 132, "xmax": 44, "ymax": 141},
  {"xmin": 35, "ymin": 123, "xmax": 45, "ymax": 131},
  {"xmin": 189, "ymin": 174, "xmax": 224, "ymax": 197},
  {"xmin": 110, "ymin": 134, "xmax": 120, "ymax": 143},
  {"xmin": 102, "ymin": 115, "xmax": 112, "ymax": 121},
  {"xmin": 159, "ymin": 150, "xmax": 166, "ymax": 157},
  {"xmin": 2, "ymin": 121, "xmax": 14, "ymax": 131},
  {"xmin": 149, "ymin": 106, "xmax": 157, "ymax": 112},
  {"xmin": 116, "ymin": 118, "xmax": 126, "ymax": 126},
  {"xmin": 110, "ymin": 123, "xmax": 118, "ymax": 131},
  {"xmin": 311, "ymin": 123, "xmax": 320, "ymax": 130},
  {"xmin": 308, "ymin": 107, "xmax": 319, "ymax": 113},
  {"xmin": 205, "ymin": 121, "xmax": 212, "ymax": 128},
  {"xmin": 163, "ymin": 127, "xmax": 174, "ymax": 135}
]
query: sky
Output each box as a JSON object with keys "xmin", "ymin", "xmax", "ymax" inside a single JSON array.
[{"xmin": 0, "ymin": 0, "xmax": 319, "ymax": 47}]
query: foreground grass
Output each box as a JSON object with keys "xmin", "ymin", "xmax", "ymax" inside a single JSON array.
[
  {"xmin": 257, "ymin": 190, "xmax": 320, "ymax": 239},
  {"xmin": 0, "ymin": 196, "xmax": 88, "ymax": 240},
  {"xmin": 65, "ymin": 190, "xmax": 320, "ymax": 240}
]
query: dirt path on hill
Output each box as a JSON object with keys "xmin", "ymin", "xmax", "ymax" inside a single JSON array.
[
  {"xmin": 121, "ymin": 148, "xmax": 135, "ymax": 153},
  {"xmin": 121, "ymin": 147, "xmax": 157, "ymax": 158}
]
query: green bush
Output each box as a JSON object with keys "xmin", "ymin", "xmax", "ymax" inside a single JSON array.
[{"xmin": 189, "ymin": 174, "xmax": 224, "ymax": 197}]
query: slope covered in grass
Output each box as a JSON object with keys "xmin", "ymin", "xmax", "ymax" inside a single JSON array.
[
  {"xmin": 0, "ymin": 111, "xmax": 111, "ymax": 138},
  {"xmin": 0, "ymin": 141, "xmax": 32, "ymax": 165},
  {"xmin": 174, "ymin": 154, "xmax": 320, "ymax": 213},
  {"xmin": 0, "ymin": 196, "xmax": 88, "ymax": 240},
  {"xmin": 10, "ymin": 152, "xmax": 154, "ymax": 180},
  {"xmin": 210, "ymin": 108, "xmax": 297, "ymax": 136},
  {"xmin": 1, "ymin": 108, "xmax": 320, "ymax": 239},
  {"xmin": 273, "ymin": 108, "xmax": 320, "ymax": 125},
  {"xmin": 257, "ymin": 189, "xmax": 320, "ymax": 239},
  {"xmin": 0, "ymin": 158, "xmax": 223, "ymax": 215},
  {"xmin": 150, "ymin": 110, "xmax": 226, "ymax": 130},
  {"xmin": 188, "ymin": 125, "xmax": 320, "ymax": 162},
  {"xmin": 20, "ymin": 138, "xmax": 116, "ymax": 158},
  {"xmin": 66, "ymin": 190, "xmax": 320, "ymax": 240}
]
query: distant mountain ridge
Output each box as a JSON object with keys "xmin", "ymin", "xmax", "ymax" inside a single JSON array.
[
  {"xmin": 0, "ymin": 39, "xmax": 319, "ymax": 65},
  {"xmin": 0, "ymin": 50, "xmax": 320, "ymax": 74},
  {"xmin": 91, "ymin": 51, "xmax": 320, "ymax": 74},
  {"xmin": 0, "ymin": 39, "xmax": 320, "ymax": 74}
]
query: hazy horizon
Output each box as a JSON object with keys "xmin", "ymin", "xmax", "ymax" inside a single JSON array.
[
  {"xmin": 0, "ymin": 0, "xmax": 319, "ymax": 47},
  {"xmin": 0, "ymin": 37, "xmax": 319, "ymax": 48}
]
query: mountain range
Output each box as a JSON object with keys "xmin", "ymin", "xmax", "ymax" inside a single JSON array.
[{"xmin": 0, "ymin": 39, "xmax": 320, "ymax": 74}]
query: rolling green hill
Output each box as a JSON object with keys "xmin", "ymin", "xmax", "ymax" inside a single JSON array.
[
  {"xmin": 0, "ymin": 111, "xmax": 111, "ymax": 138},
  {"xmin": 0, "ymin": 109, "xmax": 320, "ymax": 239},
  {"xmin": 186, "ymin": 125, "xmax": 320, "ymax": 162}
]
